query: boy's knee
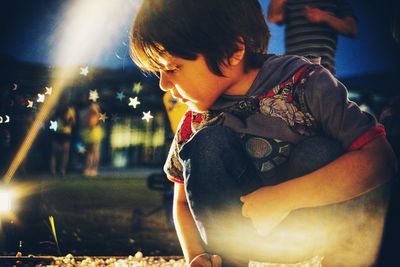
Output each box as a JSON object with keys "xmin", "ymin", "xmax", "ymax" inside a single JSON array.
[
  {"xmin": 180, "ymin": 125, "xmax": 239, "ymax": 162},
  {"xmin": 180, "ymin": 125, "xmax": 259, "ymax": 191},
  {"xmin": 192, "ymin": 125, "xmax": 236, "ymax": 146}
]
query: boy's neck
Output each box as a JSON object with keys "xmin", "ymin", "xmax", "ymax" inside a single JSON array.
[{"xmin": 223, "ymin": 67, "xmax": 260, "ymax": 96}]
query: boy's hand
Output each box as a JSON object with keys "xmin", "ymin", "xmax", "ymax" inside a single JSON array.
[
  {"xmin": 189, "ymin": 253, "xmax": 222, "ymax": 267},
  {"xmin": 240, "ymin": 186, "xmax": 291, "ymax": 236}
]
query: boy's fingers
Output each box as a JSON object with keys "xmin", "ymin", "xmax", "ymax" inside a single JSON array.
[
  {"xmin": 189, "ymin": 253, "xmax": 212, "ymax": 267},
  {"xmin": 239, "ymin": 196, "xmax": 246, "ymax": 202},
  {"xmin": 241, "ymin": 204, "xmax": 249, "ymax": 218},
  {"xmin": 211, "ymin": 255, "xmax": 222, "ymax": 267}
]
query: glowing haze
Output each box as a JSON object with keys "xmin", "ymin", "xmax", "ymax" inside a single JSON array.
[
  {"xmin": 51, "ymin": 0, "xmax": 138, "ymax": 67},
  {"xmin": 4, "ymin": 0, "xmax": 140, "ymax": 183}
]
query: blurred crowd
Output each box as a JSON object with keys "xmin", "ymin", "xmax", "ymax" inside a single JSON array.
[{"xmin": 0, "ymin": 90, "xmax": 104, "ymax": 178}]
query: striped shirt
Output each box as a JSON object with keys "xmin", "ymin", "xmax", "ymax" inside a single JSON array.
[{"xmin": 284, "ymin": 0, "xmax": 356, "ymax": 74}]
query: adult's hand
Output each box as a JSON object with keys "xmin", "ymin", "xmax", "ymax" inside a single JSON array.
[
  {"xmin": 240, "ymin": 186, "xmax": 291, "ymax": 236},
  {"xmin": 303, "ymin": 6, "xmax": 329, "ymax": 24}
]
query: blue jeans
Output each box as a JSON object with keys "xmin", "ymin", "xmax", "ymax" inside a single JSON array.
[{"xmin": 179, "ymin": 125, "xmax": 343, "ymax": 263}]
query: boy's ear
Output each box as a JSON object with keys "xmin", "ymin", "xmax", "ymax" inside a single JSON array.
[{"xmin": 228, "ymin": 40, "xmax": 246, "ymax": 66}]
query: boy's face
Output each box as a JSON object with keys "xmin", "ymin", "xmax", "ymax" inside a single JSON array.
[{"xmin": 158, "ymin": 54, "xmax": 234, "ymax": 113}]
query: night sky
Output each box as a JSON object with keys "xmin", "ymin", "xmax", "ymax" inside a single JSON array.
[{"xmin": 0, "ymin": 0, "xmax": 399, "ymax": 78}]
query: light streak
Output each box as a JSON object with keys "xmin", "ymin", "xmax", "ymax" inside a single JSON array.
[
  {"xmin": 4, "ymin": 79, "xmax": 67, "ymax": 183},
  {"xmin": 51, "ymin": 0, "xmax": 138, "ymax": 68},
  {"xmin": 3, "ymin": 0, "xmax": 140, "ymax": 183}
]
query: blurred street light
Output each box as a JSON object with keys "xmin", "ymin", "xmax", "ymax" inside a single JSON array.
[{"xmin": 0, "ymin": 189, "xmax": 12, "ymax": 213}]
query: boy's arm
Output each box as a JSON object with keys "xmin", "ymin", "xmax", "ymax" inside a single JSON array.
[
  {"xmin": 173, "ymin": 182, "xmax": 205, "ymax": 261},
  {"xmin": 173, "ymin": 182, "xmax": 221, "ymax": 266},
  {"xmin": 267, "ymin": 0, "xmax": 286, "ymax": 24},
  {"xmin": 241, "ymin": 135, "xmax": 396, "ymax": 236}
]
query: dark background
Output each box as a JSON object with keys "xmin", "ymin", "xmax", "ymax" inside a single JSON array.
[{"xmin": 0, "ymin": 0, "xmax": 399, "ymax": 76}]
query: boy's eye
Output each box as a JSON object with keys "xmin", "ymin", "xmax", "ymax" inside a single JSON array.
[
  {"xmin": 165, "ymin": 69, "xmax": 176, "ymax": 74},
  {"xmin": 165, "ymin": 65, "xmax": 180, "ymax": 74}
]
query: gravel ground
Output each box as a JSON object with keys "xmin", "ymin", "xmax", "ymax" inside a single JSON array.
[{"xmin": 0, "ymin": 175, "xmax": 181, "ymax": 258}]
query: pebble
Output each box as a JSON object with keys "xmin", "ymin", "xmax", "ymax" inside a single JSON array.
[{"xmin": 38, "ymin": 253, "xmax": 186, "ymax": 267}]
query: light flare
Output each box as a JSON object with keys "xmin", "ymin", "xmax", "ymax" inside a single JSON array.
[
  {"xmin": 0, "ymin": 181, "xmax": 40, "ymax": 223},
  {"xmin": 51, "ymin": 0, "xmax": 138, "ymax": 67},
  {"xmin": 3, "ymin": 0, "xmax": 140, "ymax": 183},
  {"xmin": 0, "ymin": 190, "xmax": 12, "ymax": 213},
  {"xmin": 208, "ymin": 184, "xmax": 389, "ymax": 266}
]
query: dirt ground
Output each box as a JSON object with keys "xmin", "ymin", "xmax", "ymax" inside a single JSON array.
[{"xmin": 0, "ymin": 174, "xmax": 182, "ymax": 257}]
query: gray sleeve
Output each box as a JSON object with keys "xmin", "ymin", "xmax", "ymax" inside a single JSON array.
[
  {"xmin": 163, "ymin": 131, "xmax": 184, "ymax": 183},
  {"xmin": 304, "ymin": 67, "xmax": 376, "ymax": 149}
]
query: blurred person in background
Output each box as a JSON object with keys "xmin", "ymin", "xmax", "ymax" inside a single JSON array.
[
  {"xmin": 375, "ymin": 3, "xmax": 400, "ymax": 263},
  {"xmin": 49, "ymin": 98, "xmax": 76, "ymax": 177},
  {"xmin": 79, "ymin": 102, "xmax": 103, "ymax": 177},
  {"xmin": 379, "ymin": 96, "xmax": 400, "ymax": 164},
  {"xmin": 268, "ymin": 0, "xmax": 357, "ymax": 75}
]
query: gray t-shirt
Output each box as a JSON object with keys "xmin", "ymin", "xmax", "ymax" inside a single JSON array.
[{"xmin": 164, "ymin": 55, "xmax": 378, "ymax": 183}]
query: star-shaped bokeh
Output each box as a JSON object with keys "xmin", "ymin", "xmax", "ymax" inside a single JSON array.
[
  {"xmin": 80, "ymin": 66, "xmax": 89, "ymax": 76},
  {"xmin": 49, "ymin": 120, "xmax": 58, "ymax": 131},
  {"xmin": 37, "ymin": 94, "xmax": 45, "ymax": 103},
  {"xmin": 99, "ymin": 112, "xmax": 108, "ymax": 123},
  {"xmin": 116, "ymin": 91, "xmax": 125, "ymax": 101},
  {"xmin": 76, "ymin": 143, "xmax": 86, "ymax": 154},
  {"xmin": 27, "ymin": 100, "xmax": 33, "ymax": 108},
  {"xmin": 45, "ymin": 86, "xmax": 53, "ymax": 95},
  {"xmin": 111, "ymin": 114, "xmax": 120, "ymax": 122},
  {"xmin": 142, "ymin": 111, "xmax": 154, "ymax": 122},
  {"xmin": 89, "ymin": 90, "xmax": 99, "ymax": 102},
  {"xmin": 132, "ymin": 82, "xmax": 143, "ymax": 94},
  {"xmin": 129, "ymin": 97, "xmax": 141, "ymax": 108}
]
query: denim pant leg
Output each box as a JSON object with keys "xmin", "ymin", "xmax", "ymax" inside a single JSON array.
[
  {"xmin": 179, "ymin": 126, "xmax": 345, "ymax": 260},
  {"xmin": 179, "ymin": 125, "xmax": 263, "ymax": 260}
]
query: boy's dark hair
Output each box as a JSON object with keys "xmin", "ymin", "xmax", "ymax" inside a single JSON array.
[{"xmin": 130, "ymin": 0, "xmax": 270, "ymax": 76}]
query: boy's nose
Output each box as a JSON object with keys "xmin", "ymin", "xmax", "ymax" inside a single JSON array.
[{"xmin": 159, "ymin": 71, "xmax": 174, "ymax": 92}]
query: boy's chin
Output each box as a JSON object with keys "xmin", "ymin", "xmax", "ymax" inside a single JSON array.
[
  {"xmin": 191, "ymin": 107, "xmax": 209, "ymax": 114},
  {"xmin": 186, "ymin": 102, "xmax": 208, "ymax": 113}
]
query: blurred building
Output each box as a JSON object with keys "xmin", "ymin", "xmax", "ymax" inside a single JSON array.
[
  {"xmin": 0, "ymin": 55, "xmax": 171, "ymax": 175},
  {"xmin": 0, "ymin": 54, "xmax": 398, "ymax": 175}
]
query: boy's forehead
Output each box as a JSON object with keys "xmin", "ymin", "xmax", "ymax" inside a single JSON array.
[
  {"xmin": 158, "ymin": 54, "xmax": 178, "ymax": 67},
  {"xmin": 159, "ymin": 55, "xmax": 170, "ymax": 67},
  {"xmin": 141, "ymin": 42, "xmax": 175, "ymax": 70}
]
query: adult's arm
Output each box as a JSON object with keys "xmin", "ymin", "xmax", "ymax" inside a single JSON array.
[
  {"xmin": 267, "ymin": 0, "xmax": 286, "ymax": 24},
  {"xmin": 241, "ymin": 135, "xmax": 396, "ymax": 235},
  {"xmin": 304, "ymin": 6, "xmax": 357, "ymax": 37},
  {"xmin": 172, "ymin": 182, "xmax": 221, "ymax": 266}
]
